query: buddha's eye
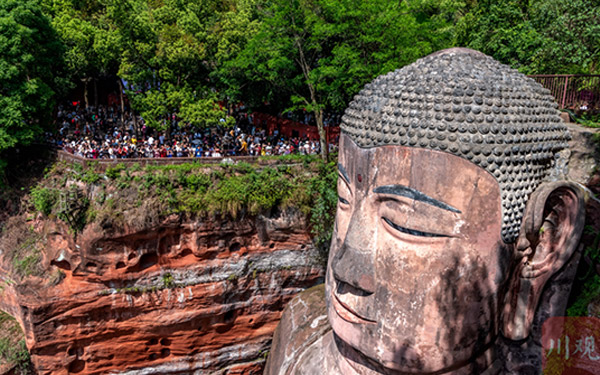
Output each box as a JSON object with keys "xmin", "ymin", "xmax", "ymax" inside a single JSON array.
[
  {"xmin": 382, "ymin": 217, "xmax": 450, "ymax": 238},
  {"xmin": 378, "ymin": 198, "xmax": 456, "ymax": 239},
  {"xmin": 337, "ymin": 171, "xmax": 352, "ymax": 208}
]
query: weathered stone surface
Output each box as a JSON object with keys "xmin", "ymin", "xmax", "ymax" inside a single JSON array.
[
  {"xmin": 564, "ymin": 122, "xmax": 600, "ymax": 186},
  {"xmin": 264, "ymin": 284, "xmax": 329, "ymax": 375},
  {"xmin": 0, "ymin": 209, "xmax": 324, "ymax": 375}
]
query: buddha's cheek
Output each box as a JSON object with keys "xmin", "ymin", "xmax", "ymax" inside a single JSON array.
[
  {"xmin": 373, "ymin": 243, "xmax": 497, "ymax": 366},
  {"xmin": 372, "ymin": 252, "xmax": 437, "ymax": 363}
]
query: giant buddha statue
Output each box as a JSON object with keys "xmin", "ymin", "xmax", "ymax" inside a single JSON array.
[{"xmin": 265, "ymin": 48, "xmax": 586, "ymax": 375}]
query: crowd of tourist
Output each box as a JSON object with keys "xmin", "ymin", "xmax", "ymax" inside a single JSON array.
[{"xmin": 53, "ymin": 101, "xmax": 335, "ymax": 159}]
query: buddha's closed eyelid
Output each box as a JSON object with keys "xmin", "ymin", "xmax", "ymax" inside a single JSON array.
[
  {"xmin": 378, "ymin": 198, "xmax": 458, "ymax": 238},
  {"xmin": 382, "ymin": 216, "xmax": 452, "ymax": 238}
]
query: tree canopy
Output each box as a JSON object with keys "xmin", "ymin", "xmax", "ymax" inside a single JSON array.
[
  {"xmin": 0, "ymin": 0, "xmax": 65, "ymax": 154},
  {"xmin": 456, "ymin": 0, "xmax": 600, "ymax": 74},
  {"xmin": 223, "ymin": 0, "xmax": 461, "ymax": 159},
  {"xmin": 1, "ymin": 0, "xmax": 599, "ymax": 165}
]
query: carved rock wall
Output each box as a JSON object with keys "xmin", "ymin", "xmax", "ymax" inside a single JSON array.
[{"xmin": 0, "ymin": 209, "xmax": 324, "ymax": 375}]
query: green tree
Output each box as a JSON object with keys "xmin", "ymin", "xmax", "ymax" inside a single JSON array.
[
  {"xmin": 208, "ymin": 0, "xmax": 267, "ymax": 103},
  {"xmin": 42, "ymin": 0, "xmax": 235, "ymax": 133},
  {"xmin": 41, "ymin": 0, "xmax": 122, "ymax": 108},
  {"xmin": 229, "ymin": 0, "xmax": 459, "ymax": 161},
  {"xmin": 530, "ymin": 0, "xmax": 600, "ymax": 74},
  {"xmin": 0, "ymin": 0, "xmax": 66, "ymax": 175},
  {"xmin": 106, "ymin": 0, "xmax": 232, "ymax": 133},
  {"xmin": 456, "ymin": 0, "xmax": 544, "ymax": 73},
  {"xmin": 456, "ymin": 0, "xmax": 600, "ymax": 74}
]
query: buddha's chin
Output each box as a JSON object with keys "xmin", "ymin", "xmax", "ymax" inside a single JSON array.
[
  {"xmin": 337, "ymin": 341, "xmax": 467, "ymax": 375},
  {"xmin": 330, "ymin": 317, "xmax": 486, "ymax": 374}
]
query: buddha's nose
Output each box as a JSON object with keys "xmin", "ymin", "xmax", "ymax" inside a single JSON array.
[{"xmin": 332, "ymin": 215, "xmax": 376, "ymax": 295}]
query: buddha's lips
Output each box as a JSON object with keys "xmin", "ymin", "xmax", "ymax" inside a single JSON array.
[{"xmin": 332, "ymin": 293, "xmax": 376, "ymax": 324}]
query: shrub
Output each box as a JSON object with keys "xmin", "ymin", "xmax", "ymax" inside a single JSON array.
[
  {"xmin": 22, "ymin": 156, "xmax": 340, "ymax": 257},
  {"xmin": 82, "ymin": 169, "xmax": 101, "ymax": 184},
  {"xmin": 162, "ymin": 273, "xmax": 175, "ymax": 288},
  {"xmin": 106, "ymin": 163, "xmax": 126, "ymax": 179},
  {"xmin": 30, "ymin": 186, "xmax": 58, "ymax": 216},
  {"xmin": 308, "ymin": 160, "xmax": 338, "ymax": 250},
  {"xmin": 206, "ymin": 167, "xmax": 293, "ymax": 217}
]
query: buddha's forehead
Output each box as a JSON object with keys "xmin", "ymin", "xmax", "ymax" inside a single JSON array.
[{"xmin": 338, "ymin": 134, "xmax": 501, "ymax": 216}]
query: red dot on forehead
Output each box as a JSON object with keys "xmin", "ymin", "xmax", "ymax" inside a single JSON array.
[{"xmin": 357, "ymin": 174, "xmax": 362, "ymax": 183}]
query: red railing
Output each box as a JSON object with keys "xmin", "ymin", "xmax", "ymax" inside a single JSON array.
[{"xmin": 529, "ymin": 74, "xmax": 600, "ymax": 110}]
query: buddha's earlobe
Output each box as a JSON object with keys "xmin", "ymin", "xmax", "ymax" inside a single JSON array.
[{"xmin": 502, "ymin": 181, "xmax": 585, "ymax": 340}]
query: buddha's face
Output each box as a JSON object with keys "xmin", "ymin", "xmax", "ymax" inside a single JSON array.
[{"xmin": 326, "ymin": 134, "xmax": 513, "ymax": 373}]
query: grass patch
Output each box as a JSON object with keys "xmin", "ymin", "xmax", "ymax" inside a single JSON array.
[
  {"xmin": 0, "ymin": 311, "xmax": 31, "ymax": 374},
  {"xmin": 0, "ymin": 219, "xmax": 44, "ymax": 280},
  {"xmin": 62, "ymin": 154, "xmax": 339, "ymax": 241}
]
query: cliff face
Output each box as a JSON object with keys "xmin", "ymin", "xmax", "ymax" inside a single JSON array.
[{"xmin": 0, "ymin": 209, "xmax": 324, "ymax": 375}]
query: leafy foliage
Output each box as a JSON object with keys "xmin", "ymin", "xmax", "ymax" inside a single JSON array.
[
  {"xmin": 206, "ymin": 166, "xmax": 293, "ymax": 217},
  {"xmin": 26, "ymin": 157, "xmax": 339, "ymax": 252},
  {"xmin": 227, "ymin": 0, "xmax": 459, "ymax": 160},
  {"xmin": 0, "ymin": 0, "xmax": 66, "ymax": 174},
  {"xmin": 105, "ymin": 163, "xmax": 126, "ymax": 179},
  {"xmin": 456, "ymin": 0, "xmax": 600, "ymax": 74},
  {"xmin": 30, "ymin": 186, "xmax": 59, "ymax": 216},
  {"xmin": 307, "ymin": 157, "xmax": 338, "ymax": 250},
  {"xmin": 104, "ymin": 0, "xmax": 233, "ymax": 130},
  {"xmin": 567, "ymin": 225, "xmax": 600, "ymax": 316}
]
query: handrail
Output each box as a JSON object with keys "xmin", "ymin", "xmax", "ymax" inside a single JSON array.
[
  {"xmin": 55, "ymin": 149, "xmax": 306, "ymax": 169},
  {"xmin": 528, "ymin": 74, "xmax": 600, "ymax": 110}
]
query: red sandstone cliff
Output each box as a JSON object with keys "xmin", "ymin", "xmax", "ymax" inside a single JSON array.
[{"xmin": 0, "ymin": 208, "xmax": 324, "ymax": 375}]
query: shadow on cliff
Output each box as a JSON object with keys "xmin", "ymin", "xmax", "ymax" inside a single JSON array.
[{"xmin": 0, "ymin": 145, "xmax": 56, "ymax": 224}]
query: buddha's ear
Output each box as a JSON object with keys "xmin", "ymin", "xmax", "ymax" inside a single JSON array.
[{"xmin": 502, "ymin": 181, "xmax": 585, "ymax": 340}]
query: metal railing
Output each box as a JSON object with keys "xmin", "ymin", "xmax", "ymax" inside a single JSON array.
[
  {"xmin": 529, "ymin": 74, "xmax": 600, "ymax": 110},
  {"xmin": 54, "ymin": 149, "xmax": 302, "ymax": 170}
]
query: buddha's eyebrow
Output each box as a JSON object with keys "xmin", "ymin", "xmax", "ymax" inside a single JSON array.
[
  {"xmin": 373, "ymin": 185, "xmax": 461, "ymax": 214},
  {"xmin": 338, "ymin": 163, "xmax": 350, "ymax": 184}
]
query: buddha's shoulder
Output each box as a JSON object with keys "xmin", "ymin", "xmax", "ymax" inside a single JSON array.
[{"xmin": 265, "ymin": 284, "xmax": 332, "ymax": 375}]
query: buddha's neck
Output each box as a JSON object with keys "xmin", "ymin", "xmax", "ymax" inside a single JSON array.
[{"xmin": 328, "ymin": 333, "xmax": 501, "ymax": 375}]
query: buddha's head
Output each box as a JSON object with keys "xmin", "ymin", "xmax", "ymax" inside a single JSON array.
[{"xmin": 325, "ymin": 48, "xmax": 585, "ymax": 373}]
